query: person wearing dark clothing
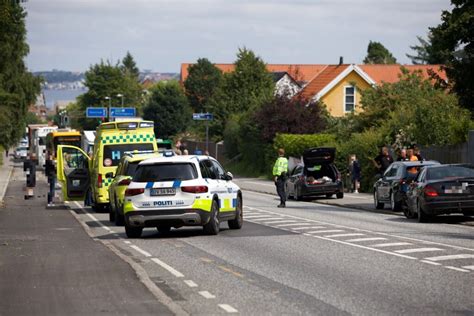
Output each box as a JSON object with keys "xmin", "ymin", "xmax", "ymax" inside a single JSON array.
[
  {"xmin": 397, "ymin": 148, "xmax": 409, "ymax": 161},
  {"xmin": 373, "ymin": 146, "xmax": 394, "ymax": 175},
  {"xmin": 273, "ymin": 148, "xmax": 289, "ymax": 208},
  {"xmin": 45, "ymin": 154, "xmax": 56, "ymax": 206},
  {"xmin": 349, "ymin": 154, "xmax": 361, "ymax": 193},
  {"xmin": 413, "ymin": 145, "xmax": 424, "ymax": 161}
]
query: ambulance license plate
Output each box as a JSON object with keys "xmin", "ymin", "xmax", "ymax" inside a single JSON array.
[{"xmin": 150, "ymin": 188, "xmax": 176, "ymax": 196}]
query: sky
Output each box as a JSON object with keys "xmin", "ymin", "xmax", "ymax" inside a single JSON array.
[{"xmin": 24, "ymin": 0, "xmax": 451, "ymax": 73}]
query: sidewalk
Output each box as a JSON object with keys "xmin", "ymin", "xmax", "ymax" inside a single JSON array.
[
  {"xmin": 234, "ymin": 178, "xmax": 384, "ymax": 213},
  {"xmin": 0, "ymin": 154, "xmax": 15, "ymax": 207},
  {"xmin": 0, "ymin": 166, "xmax": 174, "ymax": 315}
]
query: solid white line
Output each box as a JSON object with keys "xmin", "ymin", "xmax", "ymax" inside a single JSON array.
[
  {"xmin": 198, "ymin": 291, "xmax": 216, "ymax": 299},
  {"xmin": 394, "ymin": 248, "xmax": 444, "ymax": 254},
  {"xmin": 462, "ymin": 265, "xmax": 474, "ymax": 270},
  {"xmin": 243, "ymin": 205, "xmax": 474, "ymax": 252},
  {"xmin": 275, "ymin": 223, "xmax": 313, "ymax": 227},
  {"xmin": 245, "ymin": 181, "xmax": 275, "ymax": 187},
  {"xmin": 243, "ymin": 215, "xmax": 273, "ymax": 219},
  {"xmin": 151, "ymin": 258, "xmax": 185, "ymax": 278},
  {"xmin": 324, "ymin": 233, "xmax": 365, "ymax": 238},
  {"xmin": 292, "ymin": 226, "xmax": 327, "ymax": 231},
  {"xmin": 184, "ymin": 280, "xmax": 198, "ymax": 288},
  {"xmin": 263, "ymin": 220, "xmax": 297, "ymax": 225},
  {"xmin": 346, "ymin": 237, "xmax": 387, "ymax": 242},
  {"xmin": 420, "ymin": 260, "xmax": 442, "ymax": 266},
  {"xmin": 307, "ymin": 229, "xmax": 344, "ymax": 234},
  {"xmin": 218, "ymin": 304, "xmax": 239, "ymax": 313},
  {"xmin": 130, "ymin": 245, "xmax": 152, "ymax": 257},
  {"xmin": 424, "ymin": 254, "xmax": 474, "ymax": 262},
  {"xmin": 249, "ymin": 217, "xmax": 285, "ymax": 222},
  {"xmin": 445, "ymin": 266, "xmax": 470, "ymax": 273},
  {"xmin": 370, "ymin": 242, "xmax": 412, "ymax": 248}
]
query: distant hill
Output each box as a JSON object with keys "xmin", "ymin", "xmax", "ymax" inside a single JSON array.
[{"xmin": 34, "ymin": 70, "xmax": 84, "ymax": 84}]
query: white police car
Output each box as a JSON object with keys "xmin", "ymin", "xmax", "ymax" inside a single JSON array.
[{"xmin": 122, "ymin": 155, "xmax": 243, "ymax": 238}]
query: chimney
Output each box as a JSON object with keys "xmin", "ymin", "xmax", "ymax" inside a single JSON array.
[{"xmin": 339, "ymin": 56, "xmax": 344, "ymax": 65}]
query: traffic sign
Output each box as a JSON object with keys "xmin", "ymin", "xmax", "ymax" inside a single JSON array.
[
  {"xmin": 86, "ymin": 107, "xmax": 107, "ymax": 118},
  {"xmin": 192, "ymin": 113, "xmax": 213, "ymax": 121},
  {"xmin": 110, "ymin": 107, "xmax": 136, "ymax": 118}
]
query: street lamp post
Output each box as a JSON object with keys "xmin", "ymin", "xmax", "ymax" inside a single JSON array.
[
  {"xmin": 116, "ymin": 94, "xmax": 124, "ymax": 107},
  {"xmin": 104, "ymin": 96, "xmax": 111, "ymax": 121}
]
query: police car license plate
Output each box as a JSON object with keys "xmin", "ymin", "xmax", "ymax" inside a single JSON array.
[{"xmin": 150, "ymin": 188, "xmax": 176, "ymax": 196}]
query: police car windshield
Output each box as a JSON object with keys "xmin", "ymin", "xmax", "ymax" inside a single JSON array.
[
  {"xmin": 103, "ymin": 144, "xmax": 154, "ymax": 167},
  {"xmin": 134, "ymin": 163, "xmax": 197, "ymax": 182}
]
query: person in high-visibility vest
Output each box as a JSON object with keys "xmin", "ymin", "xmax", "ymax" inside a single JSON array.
[{"xmin": 273, "ymin": 148, "xmax": 289, "ymax": 208}]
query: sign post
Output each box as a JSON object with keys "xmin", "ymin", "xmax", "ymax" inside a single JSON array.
[
  {"xmin": 192, "ymin": 113, "xmax": 213, "ymax": 153},
  {"xmin": 109, "ymin": 107, "xmax": 136, "ymax": 118}
]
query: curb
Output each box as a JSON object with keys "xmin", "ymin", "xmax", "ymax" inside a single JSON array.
[{"xmin": 0, "ymin": 164, "xmax": 14, "ymax": 208}]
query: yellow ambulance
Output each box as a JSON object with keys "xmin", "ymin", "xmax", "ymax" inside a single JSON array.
[{"xmin": 56, "ymin": 120, "xmax": 158, "ymax": 211}]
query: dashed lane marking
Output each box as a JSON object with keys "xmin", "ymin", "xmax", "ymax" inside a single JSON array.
[
  {"xmin": 151, "ymin": 258, "xmax": 185, "ymax": 278},
  {"xmin": 243, "ymin": 215, "xmax": 273, "ymax": 219},
  {"xmin": 124, "ymin": 241, "xmax": 131, "ymax": 244},
  {"xmin": 251, "ymin": 217, "xmax": 285, "ymax": 222},
  {"xmin": 130, "ymin": 245, "xmax": 152, "ymax": 257},
  {"xmin": 307, "ymin": 229, "xmax": 344, "ymax": 234},
  {"xmin": 218, "ymin": 304, "xmax": 239, "ymax": 313},
  {"xmin": 445, "ymin": 266, "xmax": 470, "ymax": 273},
  {"xmin": 345, "ymin": 237, "xmax": 387, "ymax": 242},
  {"xmin": 291, "ymin": 226, "xmax": 327, "ymax": 231},
  {"xmin": 421, "ymin": 260, "xmax": 442, "ymax": 266},
  {"xmin": 424, "ymin": 254, "xmax": 474, "ymax": 262},
  {"xmin": 462, "ymin": 265, "xmax": 474, "ymax": 270},
  {"xmin": 275, "ymin": 223, "xmax": 313, "ymax": 227},
  {"xmin": 324, "ymin": 233, "xmax": 365, "ymax": 238},
  {"xmin": 198, "ymin": 291, "xmax": 216, "ymax": 299},
  {"xmin": 263, "ymin": 220, "xmax": 297, "ymax": 225},
  {"xmin": 370, "ymin": 242, "xmax": 412, "ymax": 248},
  {"xmin": 394, "ymin": 248, "xmax": 444, "ymax": 254},
  {"xmin": 184, "ymin": 280, "xmax": 198, "ymax": 288}
]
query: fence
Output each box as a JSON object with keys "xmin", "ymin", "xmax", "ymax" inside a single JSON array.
[{"xmin": 421, "ymin": 130, "xmax": 474, "ymax": 164}]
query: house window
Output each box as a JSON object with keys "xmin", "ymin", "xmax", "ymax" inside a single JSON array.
[{"xmin": 344, "ymin": 85, "xmax": 356, "ymax": 112}]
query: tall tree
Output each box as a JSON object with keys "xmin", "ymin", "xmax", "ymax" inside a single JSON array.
[
  {"xmin": 142, "ymin": 81, "xmax": 192, "ymax": 138},
  {"xmin": 121, "ymin": 51, "xmax": 140, "ymax": 79},
  {"xmin": 363, "ymin": 41, "xmax": 397, "ymax": 64},
  {"xmin": 406, "ymin": 33, "xmax": 449, "ymax": 64},
  {"xmin": 0, "ymin": 1, "xmax": 41, "ymax": 149},
  {"xmin": 184, "ymin": 58, "xmax": 223, "ymax": 112}
]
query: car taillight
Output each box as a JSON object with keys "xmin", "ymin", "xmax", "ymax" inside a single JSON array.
[
  {"xmin": 336, "ymin": 171, "xmax": 341, "ymax": 181},
  {"xmin": 424, "ymin": 186, "xmax": 438, "ymax": 197},
  {"xmin": 181, "ymin": 186, "xmax": 208, "ymax": 193},
  {"xmin": 97, "ymin": 174, "xmax": 102, "ymax": 188},
  {"xmin": 125, "ymin": 188, "xmax": 144, "ymax": 196},
  {"xmin": 118, "ymin": 178, "xmax": 131, "ymax": 186}
]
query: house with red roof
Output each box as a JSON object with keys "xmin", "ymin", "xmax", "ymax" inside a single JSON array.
[{"xmin": 180, "ymin": 62, "xmax": 446, "ymax": 117}]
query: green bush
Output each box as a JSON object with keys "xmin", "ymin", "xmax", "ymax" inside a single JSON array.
[{"xmin": 273, "ymin": 133, "xmax": 336, "ymax": 157}]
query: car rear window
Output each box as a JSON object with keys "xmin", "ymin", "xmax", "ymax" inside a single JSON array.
[
  {"xmin": 133, "ymin": 163, "xmax": 197, "ymax": 182},
  {"xmin": 103, "ymin": 143, "xmax": 154, "ymax": 167},
  {"xmin": 126, "ymin": 162, "xmax": 139, "ymax": 177},
  {"xmin": 427, "ymin": 166, "xmax": 474, "ymax": 180}
]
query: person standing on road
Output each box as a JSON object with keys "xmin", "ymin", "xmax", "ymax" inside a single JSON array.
[
  {"xmin": 45, "ymin": 153, "xmax": 56, "ymax": 207},
  {"xmin": 273, "ymin": 148, "xmax": 289, "ymax": 208},
  {"xmin": 373, "ymin": 146, "xmax": 393, "ymax": 176},
  {"xmin": 349, "ymin": 154, "xmax": 361, "ymax": 193}
]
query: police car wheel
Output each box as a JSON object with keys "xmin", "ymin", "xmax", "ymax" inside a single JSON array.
[
  {"xmin": 228, "ymin": 196, "xmax": 243, "ymax": 230},
  {"xmin": 109, "ymin": 204, "xmax": 115, "ymax": 222},
  {"xmin": 115, "ymin": 205, "xmax": 125, "ymax": 226},
  {"xmin": 203, "ymin": 199, "xmax": 220, "ymax": 235},
  {"xmin": 125, "ymin": 223, "xmax": 142, "ymax": 238}
]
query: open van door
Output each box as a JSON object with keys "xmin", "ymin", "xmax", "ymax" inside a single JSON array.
[{"xmin": 57, "ymin": 145, "xmax": 91, "ymax": 201}]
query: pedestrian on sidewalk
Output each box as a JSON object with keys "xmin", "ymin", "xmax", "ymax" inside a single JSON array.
[
  {"xmin": 373, "ymin": 146, "xmax": 393, "ymax": 177},
  {"xmin": 349, "ymin": 154, "xmax": 361, "ymax": 193},
  {"xmin": 5, "ymin": 148, "xmax": 9, "ymax": 157},
  {"xmin": 273, "ymin": 148, "xmax": 288, "ymax": 208},
  {"xmin": 45, "ymin": 153, "xmax": 56, "ymax": 207}
]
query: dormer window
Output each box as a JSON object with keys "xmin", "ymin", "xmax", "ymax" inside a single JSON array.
[{"xmin": 344, "ymin": 85, "xmax": 356, "ymax": 112}]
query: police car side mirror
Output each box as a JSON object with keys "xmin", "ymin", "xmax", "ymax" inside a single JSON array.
[
  {"xmin": 105, "ymin": 172, "xmax": 114, "ymax": 179},
  {"xmin": 222, "ymin": 171, "xmax": 233, "ymax": 181}
]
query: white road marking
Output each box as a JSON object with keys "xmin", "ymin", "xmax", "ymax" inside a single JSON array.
[
  {"xmin": 342, "ymin": 194, "xmax": 371, "ymax": 200},
  {"xmin": 130, "ymin": 245, "xmax": 152, "ymax": 257},
  {"xmin": 345, "ymin": 237, "xmax": 387, "ymax": 242},
  {"xmin": 292, "ymin": 226, "xmax": 327, "ymax": 231},
  {"xmin": 394, "ymin": 248, "xmax": 444, "ymax": 254},
  {"xmin": 424, "ymin": 254, "xmax": 474, "ymax": 262},
  {"xmin": 324, "ymin": 233, "xmax": 365, "ymax": 238},
  {"xmin": 151, "ymin": 258, "xmax": 185, "ymax": 278},
  {"xmin": 244, "ymin": 215, "xmax": 273, "ymax": 219},
  {"xmin": 462, "ymin": 265, "xmax": 474, "ymax": 270},
  {"xmin": 370, "ymin": 242, "xmax": 413, "ymax": 248},
  {"xmin": 263, "ymin": 220, "xmax": 297, "ymax": 225},
  {"xmin": 245, "ymin": 181, "xmax": 275, "ymax": 187},
  {"xmin": 198, "ymin": 291, "xmax": 216, "ymax": 299},
  {"xmin": 124, "ymin": 241, "xmax": 131, "ymax": 244},
  {"xmin": 184, "ymin": 280, "xmax": 198, "ymax": 288},
  {"xmin": 75, "ymin": 201, "xmax": 115, "ymax": 233},
  {"xmin": 445, "ymin": 266, "xmax": 470, "ymax": 273},
  {"xmin": 218, "ymin": 304, "xmax": 239, "ymax": 313},
  {"xmin": 249, "ymin": 217, "xmax": 285, "ymax": 222},
  {"xmin": 307, "ymin": 229, "xmax": 345, "ymax": 234},
  {"xmin": 420, "ymin": 260, "xmax": 442, "ymax": 266},
  {"xmin": 275, "ymin": 223, "xmax": 313, "ymax": 227}
]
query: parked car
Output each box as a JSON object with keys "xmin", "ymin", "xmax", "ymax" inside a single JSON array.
[
  {"xmin": 405, "ymin": 164, "xmax": 474, "ymax": 222},
  {"xmin": 373, "ymin": 160, "xmax": 439, "ymax": 211},
  {"xmin": 14, "ymin": 147, "xmax": 28, "ymax": 160},
  {"xmin": 286, "ymin": 147, "xmax": 343, "ymax": 200}
]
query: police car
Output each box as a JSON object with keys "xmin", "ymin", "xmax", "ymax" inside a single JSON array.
[{"xmin": 122, "ymin": 155, "xmax": 243, "ymax": 238}]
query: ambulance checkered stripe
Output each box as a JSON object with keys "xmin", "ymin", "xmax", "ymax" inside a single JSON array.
[{"xmin": 100, "ymin": 134, "xmax": 155, "ymax": 144}]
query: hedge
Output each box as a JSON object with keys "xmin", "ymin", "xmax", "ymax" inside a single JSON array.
[{"xmin": 273, "ymin": 133, "xmax": 337, "ymax": 157}]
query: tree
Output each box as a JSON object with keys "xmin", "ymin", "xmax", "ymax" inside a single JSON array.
[
  {"xmin": 0, "ymin": 2, "xmax": 41, "ymax": 149},
  {"xmin": 76, "ymin": 59, "xmax": 143, "ymax": 130},
  {"xmin": 184, "ymin": 58, "xmax": 223, "ymax": 112},
  {"xmin": 121, "ymin": 51, "xmax": 140, "ymax": 79},
  {"xmin": 363, "ymin": 41, "xmax": 397, "ymax": 64},
  {"xmin": 406, "ymin": 33, "xmax": 449, "ymax": 65},
  {"xmin": 142, "ymin": 81, "xmax": 192, "ymax": 138}
]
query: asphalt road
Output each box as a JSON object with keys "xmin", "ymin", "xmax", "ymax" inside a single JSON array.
[{"xmin": 67, "ymin": 187, "xmax": 474, "ymax": 315}]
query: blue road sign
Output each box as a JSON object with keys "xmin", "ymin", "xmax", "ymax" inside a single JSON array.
[
  {"xmin": 192, "ymin": 113, "xmax": 213, "ymax": 121},
  {"xmin": 110, "ymin": 107, "xmax": 136, "ymax": 118},
  {"xmin": 86, "ymin": 107, "xmax": 107, "ymax": 118}
]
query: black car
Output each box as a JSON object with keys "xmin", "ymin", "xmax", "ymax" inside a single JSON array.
[
  {"xmin": 373, "ymin": 160, "xmax": 439, "ymax": 211},
  {"xmin": 405, "ymin": 164, "xmax": 474, "ymax": 222},
  {"xmin": 286, "ymin": 147, "xmax": 344, "ymax": 200}
]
